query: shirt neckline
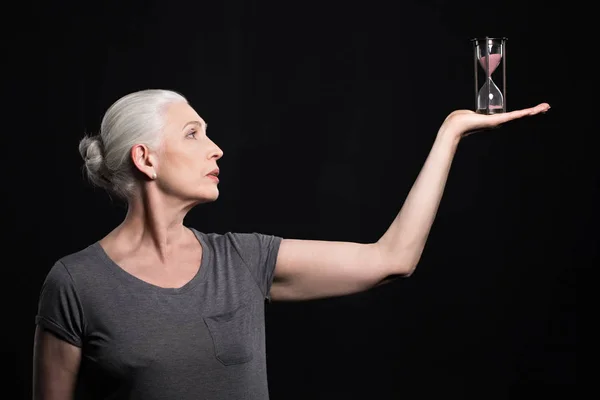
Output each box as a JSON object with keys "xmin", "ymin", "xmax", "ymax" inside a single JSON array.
[{"xmin": 91, "ymin": 228, "xmax": 210, "ymax": 295}]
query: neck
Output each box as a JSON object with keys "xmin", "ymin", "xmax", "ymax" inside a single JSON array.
[{"xmin": 111, "ymin": 188, "xmax": 196, "ymax": 262}]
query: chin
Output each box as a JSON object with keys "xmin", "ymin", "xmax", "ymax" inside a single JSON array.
[{"xmin": 195, "ymin": 188, "xmax": 220, "ymax": 204}]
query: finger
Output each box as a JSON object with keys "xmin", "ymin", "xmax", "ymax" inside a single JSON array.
[{"xmin": 498, "ymin": 103, "xmax": 551, "ymax": 124}]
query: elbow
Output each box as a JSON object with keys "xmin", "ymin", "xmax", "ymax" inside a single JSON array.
[
  {"xmin": 378, "ymin": 252, "xmax": 420, "ymax": 279},
  {"xmin": 374, "ymin": 240, "xmax": 422, "ymax": 279},
  {"xmin": 371, "ymin": 262, "xmax": 416, "ymax": 288},
  {"xmin": 391, "ymin": 261, "xmax": 417, "ymax": 278},
  {"xmin": 402, "ymin": 263, "xmax": 417, "ymax": 277},
  {"xmin": 371, "ymin": 263, "xmax": 415, "ymax": 288}
]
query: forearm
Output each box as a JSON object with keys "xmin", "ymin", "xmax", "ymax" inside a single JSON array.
[{"xmin": 376, "ymin": 128, "xmax": 460, "ymax": 274}]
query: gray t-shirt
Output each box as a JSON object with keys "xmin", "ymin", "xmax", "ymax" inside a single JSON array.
[{"xmin": 35, "ymin": 229, "xmax": 283, "ymax": 400}]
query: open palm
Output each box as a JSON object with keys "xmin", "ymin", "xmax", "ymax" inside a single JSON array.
[{"xmin": 442, "ymin": 103, "xmax": 550, "ymax": 138}]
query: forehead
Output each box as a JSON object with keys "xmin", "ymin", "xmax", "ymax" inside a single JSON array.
[{"xmin": 163, "ymin": 101, "xmax": 206, "ymax": 130}]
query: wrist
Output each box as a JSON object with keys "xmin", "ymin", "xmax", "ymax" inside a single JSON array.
[{"xmin": 435, "ymin": 127, "xmax": 462, "ymax": 149}]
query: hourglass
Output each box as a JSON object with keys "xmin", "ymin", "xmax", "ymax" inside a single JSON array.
[{"xmin": 472, "ymin": 37, "xmax": 507, "ymax": 114}]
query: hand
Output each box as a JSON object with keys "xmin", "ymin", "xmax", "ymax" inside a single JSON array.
[{"xmin": 440, "ymin": 103, "xmax": 551, "ymax": 139}]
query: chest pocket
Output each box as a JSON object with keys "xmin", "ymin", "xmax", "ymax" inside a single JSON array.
[{"xmin": 203, "ymin": 304, "xmax": 254, "ymax": 366}]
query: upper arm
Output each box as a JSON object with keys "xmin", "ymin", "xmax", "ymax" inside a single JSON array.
[
  {"xmin": 270, "ymin": 239, "xmax": 407, "ymax": 301},
  {"xmin": 33, "ymin": 325, "xmax": 82, "ymax": 400},
  {"xmin": 33, "ymin": 261, "xmax": 86, "ymax": 399}
]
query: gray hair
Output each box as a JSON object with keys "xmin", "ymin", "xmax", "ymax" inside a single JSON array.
[{"xmin": 78, "ymin": 89, "xmax": 187, "ymax": 200}]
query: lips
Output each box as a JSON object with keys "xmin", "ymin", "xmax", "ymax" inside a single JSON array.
[{"xmin": 207, "ymin": 168, "xmax": 219, "ymax": 177}]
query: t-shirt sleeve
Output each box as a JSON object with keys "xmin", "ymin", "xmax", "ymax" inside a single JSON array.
[
  {"xmin": 34, "ymin": 261, "xmax": 85, "ymax": 348},
  {"xmin": 228, "ymin": 232, "xmax": 283, "ymax": 300}
]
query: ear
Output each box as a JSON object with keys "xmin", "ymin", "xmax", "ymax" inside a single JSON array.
[{"xmin": 131, "ymin": 144, "xmax": 157, "ymax": 180}]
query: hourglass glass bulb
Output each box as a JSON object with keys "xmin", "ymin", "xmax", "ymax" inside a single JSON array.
[
  {"xmin": 477, "ymin": 78, "xmax": 504, "ymax": 113},
  {"xmin": 477, "ymin": 53, "xmax": 504, "ymax": 113}
]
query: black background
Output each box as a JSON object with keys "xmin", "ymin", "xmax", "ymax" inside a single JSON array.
[{"xmin": 4, "ymin": 0, "xmax": 583, "ymax": 398}]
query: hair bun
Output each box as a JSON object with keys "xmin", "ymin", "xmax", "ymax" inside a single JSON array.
[
  {"xmin": 79, "ymin": 135, "xmax": 103, "ymax": 162},
  {"xmin": 78, "ymin": 135, "xmax": 110, "ymax": 188}
]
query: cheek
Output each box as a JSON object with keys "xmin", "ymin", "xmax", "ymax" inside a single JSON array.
[
  {"xmin": 162, "ymin": 146, "xmax": 189, "ymax": 168},
  {"xmin": 161, "ymin": 151, "xmax": 203, "ymax": 181}
]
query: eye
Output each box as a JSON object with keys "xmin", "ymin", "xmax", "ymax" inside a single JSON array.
[{"xmin": 186, "ymin": 129, "xmax": 197, "ymax": 139}]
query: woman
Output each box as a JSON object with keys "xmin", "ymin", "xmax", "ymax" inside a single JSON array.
[{"xmin": 33, "ymin": 89, "xmax": 550, "ymax": 399}]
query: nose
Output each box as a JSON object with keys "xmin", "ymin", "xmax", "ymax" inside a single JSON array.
[{"xmin": 208, "ymin": 139, "xmax": 224, "ymax": 160}]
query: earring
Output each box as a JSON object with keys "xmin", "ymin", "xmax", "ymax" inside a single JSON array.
[{"xmin": 151, "ymin": 172, "xmax": 157, "ymax": 180}]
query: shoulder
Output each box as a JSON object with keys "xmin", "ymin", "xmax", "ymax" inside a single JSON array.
[
  {"xmin": 191, "ymin": 229, "xmax": 282, "ymax": 253},
  {"xmin": 43, "ymin": 242, "xmax": 109, "ymax": 288},
  {"xmin": 190, "ymin": 229, "xmax": 282, "ymax": 274}
]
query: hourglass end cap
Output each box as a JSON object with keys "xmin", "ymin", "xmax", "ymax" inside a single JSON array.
[{"xmin": 471, "ymin": 37, "xmax": 508, "ymax": 42}]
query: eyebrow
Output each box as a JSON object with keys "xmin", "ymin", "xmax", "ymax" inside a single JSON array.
[{"xmin": 183, "ymin": 120, "xmax": 207, "ymax": 130}]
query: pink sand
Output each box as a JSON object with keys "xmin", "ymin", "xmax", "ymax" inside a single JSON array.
[{"xmin": 479, "ymin": 54, "xmax": 502, "ymax": 75}]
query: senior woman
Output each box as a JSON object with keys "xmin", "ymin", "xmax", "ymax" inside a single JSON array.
[{"xmin": 33, "ymin": 88, "xmax": 550, "ymax": 399}]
